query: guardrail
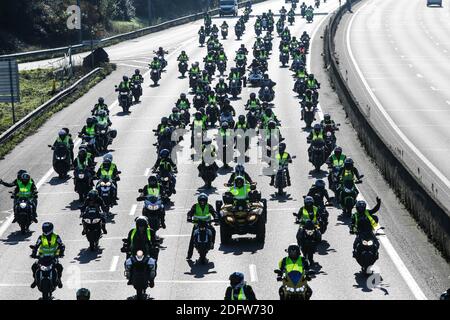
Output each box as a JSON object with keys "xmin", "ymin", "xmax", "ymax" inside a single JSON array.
[
  {"xmin": 323, "ymin": 0, "xmax": 450, "ymax": 258},
  {"xmin": 0, "ymin": 67, "xmax": 102, "ymax": 146},
  {"xmin": 0, "ymin": 0, "xmax": 263, "ymax": 63}
]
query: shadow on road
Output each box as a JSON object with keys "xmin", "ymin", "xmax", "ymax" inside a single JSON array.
[
  {"xmin": 317, "ymin": 240, "xmax": 336, "ymax": 256},
  {"xmin": 219, "ymin": 237, "xmax": 265, "ymax": 255},
  {"xmin": 353, "ymin": 271, "xmax": 389, "ymax": 295},
  {"xmin": 48, "ymin": 176, "xmax": 71, "ymax": 186},
  {"xmin": 269, "ymin": 193, "xmax": 293, "ymax": 202},
  {"xmin": 308, "ymin": 169, "xmax": 327, "ymax": 179},
  {"xmin": 1, "ymin": 230, "xmax": 34, "ymax": 245},
  {"xmin": 73, "ymin": 247, "xmax": 104, "ymax": 264},
  {"xmin": 184, "ymin": 260, "xmax": 217, "ymax": 278}
]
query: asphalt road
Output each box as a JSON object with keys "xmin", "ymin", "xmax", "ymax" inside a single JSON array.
[
  {"xmin": 334, "ymin": 0, "xmax": 450, "ymax": 209},
  {"xmin": 0, "ymin": 0, "xmax": 448, "ymax": 300}
]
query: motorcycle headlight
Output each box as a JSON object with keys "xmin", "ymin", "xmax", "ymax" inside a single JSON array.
[
  {"xmin": 288, "ymin": 287, "xmax": 295, "ymax": 292},
  {"xmin": 19, "ymin": 202, "xmax": 27, "ymax": 209},
  {"xmin": 163, "ymin": 177, "xmax": 169, "ymax": 181},
  {"xmin": 78, "ymin": 174, "xmax": 85, "ymax": 179},
  {"xmin": 106, "ymin": 182, "xmax": 112, "ymax": 187},
  {"xmin": 362, "ymin": 240, "xmax": 373, "ymax": 246},
  {"xmin": 306, "ymin": 230, "xmax": 314, "ymax": 236},
  {"xmin": 247, "ymin": 214, "xmax": 257, "ymax": 222},
  {"xmin": 298, "ymin": 286, "xmax": 305, "ymax": 292},
  {"xmin": 226, "ymin": 216, "xmax": 234, "ymax": 223},
  {"xmin": 101, "ymin": 130, "xmax": 106, "ymax": 134},
  {"xmin": 40, "ymin": 265, "xmax": 52, "ymax": 271},
  {"xmin": 100, "ymin": 182, "xmax": 106, "ymax": 186}
]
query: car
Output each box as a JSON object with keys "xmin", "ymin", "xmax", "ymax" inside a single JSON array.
[
  {"xmin": 219, "ymin": 0, "xmax": 238, "ymax": 17},
  {"xmin": 427, "ymin": 0, "xmax": 442, "ymax": 6}
]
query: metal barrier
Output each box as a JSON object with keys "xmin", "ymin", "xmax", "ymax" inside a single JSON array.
[
  {"xmin": 0, "ymin": 67, "xmax": 102, "ymax": 146},
  {"xmin": 324, "ymin": 0, "xmax": 450, "ymax": 258}
]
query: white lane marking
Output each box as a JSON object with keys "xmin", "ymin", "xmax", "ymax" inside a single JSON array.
[
  {"xmin": 446, "ymin": 101, "xmax": 450, "ymax": 105},
  {"xmin": 430, "ymin": 86, "xmax": 438, "ymax": 91},
  {"xmin": 117, "ymin": 63, "xmax": 147, "ymax": 69},
  {"xmin": 129, "ymin": 204, "xmax": 138, "ymax": 216},
  {"xmin": 144, "ymin": 168, "xmax": 151, "ymax": 176},
  {"xmin": 416, "ymin": 73, "xmax": 423, "ymax": 78},
  {"xmin": 344, "ymin": 1, "xmax": 428, "ymax": 300},
  {"xmin": 249, "ymin": 264, "xmax": 258, "ymax": 283},
  {"xmin": 109, "ymin": 256, "xmax": 120, "ymax": 272}
]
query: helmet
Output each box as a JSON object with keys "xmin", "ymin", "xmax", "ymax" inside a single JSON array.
[
  {"xmin": 78, "ymin": 148, "xmax": 87, "ymax": 158},
  {"xmin": 308, "ymin": 73, "xmax": 314, "ymax": 80},
  {"xmin": 76, "ymin": 288, "xmax": 90, "ymax": 300},
  {"xmin": 268, "ymin": 120, "xmax": 276, "ymax": 130},
  {"xmin": 159, "ymin": 46, "xmax": 163, "ymax": 51},
  {"xmin": 219, "ymin": 77, "xmax": 225, "ymax": 83},
  {"xmin": 235, "ymin": 176, "xmax": 245, "ymax": 187},
  {"xmin": 194, "ymin": 61, "xmax": 199, "ymax": 67},
  {"xmin": 135, "ymin": 69, "xmax": 140, "ymax": 75},
  {"xmin": 172, "ymin": 107, "xmax": 179, "ymax": 113},
  {"xmin": 304, "ymin": 196, "xmax": 314, "ymax": 206},
  {"xmin": 344, "ymin": 158, "xmax": 354, "ymax": 168},
  {"xmin": 135, "ymin": 216, "xmax": 148, "ymax": 229},
  {"xmin": 180, "ymin": 93, "xmax": 186, "ymax": 99},
  {"xmin": 279, "ymin": 142, "xmax": 286, "ymax": 152},
  {"xmin": 103, "ymin": 153, "xmax": 113, "ymax": 164},
  {"xmin": 123, "ymin": 75, "xmax": 128, "ymax": 82},
  {"xmin": 334, "ymin": 146, "xmax": 342, "ymax": 155},
  {"xmin": 20, "ymin": 173, "xmax": 30, "ymax": 184},
  {"xmin": 313, "ymin": 123, "xmax": 321, "ymax": 132},
  {"xmin": 58, "ymin": 129, "xmax": 67, "ymax": 139},
  {"xmin": 209, "ymin": 90, "xmax": 215, "ymax": 96},
  {"xmin": 355, "ymin": 200, "xmax": 367, "ymax": 213},
  {"xmin": 221, "ymin": 122, "xmax": 229, "ymax": 129},
  {"xmin": 238, "ymin": 115, "xmax": 245, "ymax": 122},
  {"xmin": 153, "ymin": 57, "xmax": 158, "ymax": 61},
  {"xmin": 324, "ymin": 113, "xmax": 331, "ymax": 121},
  {"xmin": 98, "ymin": 97, "xmax": 104, "ymax": 104},
  {"xmin": 250, "ymin": 92, "xmax": 256, "ymax": 99},
  {"xmin": 161, "ymin": 117, "xmax": 168, "ymax": 125},
  {"xmin": 181, "ymin": 50, "xmax": 186, "ymax": 55},
  {"xmin": 202, "ymin": 70, "xmax": 208, "ymax": 75},
  {"xmin": 194, "ymin": 111, "xmax": 202, "ymax": 120},
  {"xmin": 315, "ymin": 179, "xmax": 325, "ymax": 189},
  {"xmin": 87, "ymin": 189, "xmax": 98, "ymax": 200},
  {"xmin": 160, "ymin": 149, "xmax": 170, "ymax": 159},
  {"xmin": 265, "ymin": 108, "xmax": 273, "ymax": 116},
  {"xmin": 198, "ymin": 193, "xmax": 208, "ymax": 204},
  {"xmin": 148, "ymin": 175, "xmax": 158, "ymax": 186},
  {"xmin": 229, "ymin": 272, "xmax": 244, "ymax": 289},
  {"xmin": 42, "ymin": 222, "xmax": 54, "ymax": 236},
  {"xmin": 86, "ymin": 117, "xmax": 95, "ymax": 126},
  {"xmin": 287, "ymin": 243, "xmax": 300, "ymax": 260}
]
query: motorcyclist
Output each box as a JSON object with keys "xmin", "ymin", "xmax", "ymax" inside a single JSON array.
[
  {"xmin": 53, "ymin": 128, "xmax": 74, "ymax": 163},
  {"xmin": 149, "ymin": 57, "xmax": 162, "ymax": 77},
  {"xmin": 221, "ymin": 99, "xmax": 236, "ymax": 117},
  {"xmin": 307, "ymin": 179, "xmax": 332, "ymax": 206},
  {"xmin": 280, "ymin": 6, "xmax": 287, "ymax": 16},
  {"xmin": 200, "ymin": 69, "xmax": 211, "ymax": 87},
  {"xmin": 248, "ymin": 58, "xmax": 261, "ymax": 70},
  {"xmin": 217, "ymin": 49, "xmax": 228, "ymax": 65},
  {"xmin": 177, "ymin": 51, "xmax": 189, "ymax": 64},
  {"xmin": 198, "ymin": 25, "xmax": 206, "ymax": 37},
  {"xmin": 296, "ymin": 65, "xmax": 308, "ymax": 80},
  {"xmin": 96, "ymin": 153, "xmax": 120, "ymax": 205},
  {"xmin": 227, "ymin": 164, "xmax": 254, "ymax": 186},
  {"xmin": 168, "ymin": 107, "xmax": 183, "ymax": 127},
  {"xmin": 176, "ymin": 93, "xmax": 191, "ymax": 111},
  {"xmin": 238, "ymin": 44, "xmax": 249, "ymax": 56},
  {"xmin": 207, "ymin": 90, "xmax": 218, "ymax": 106},
  {"xmin": 228, "ymin": 67, "xmax": 243, "ymax": 87},
  {"xmin": 306, "ymin": 73, "xmax": 320, "ymax": 91},
  {"xmin": 79, "ymin": 117, "xmax": 98, "ymax": 140},
  {"xmin": 116, "ymin": 75, "xmax": 131, "ymax": 94},
  {"xmin": 80, "ymin": 190, "xmax": 108, "ymax": 235},
  {"xmin": 73, "ymin": 147, "xmax": 95, "ymax": 175},
  {"xmin": 351, "ymin": 198, "xmax": 381, "ymax": 234},
  {"xmin": 76, "ymin": 288, "xmax": 91, "ymax": 300},
  {"xmin": 234, "ymin": 114, "xmax": 250, "ymax": 152},
  {"xmin": 338, "ymin": 158, "xmax": 363, "ymax": 185},
  {"xmin": 131, "ymin": 69, "xmax": 144, "ymax": 85},
  {"xmin": 260, "ymin": 108, "xmax": 279, "ymax": 129},
  {"xmin": 294, "ymin": 196, "xmax": 323, "ymax": 227},
  {"xmin": 245, "ymin": 92, "xmax": 261, "ymax": 111},
  {"xmin": 301, "ymin": 31, "xmax": 310, "ymax": 43},
  {"xmin": 95, "ymin": 109, "xmax": 112, "ymax": 129},
  {"xmin": 186, "ymin": 193, "xmax": 217, "ymax": 260},
  {"xmin": 300, "ymin": 90, "xmax": 316, "ymax": 120},
  {"xmin": 260, "ymin": 74, "xmax": 276, "ymax": 95},
  {"xmin": 152, "ymin": 149, "xmax": 177, "ymax": 194},
  {"xmin": 307, "ymin": 123, "xmax": 325, "ymax": 160},
  {"xmin": 0, "ymin": 171, "xmax": 38, "ymax": 223},
  {"xmin": 211, "ymin": 24, "xmax": 219, "ymax": 35},
  {"xmin": 290, "ymin": 36, "xmax": 300, "ymax": 52},
  {"xmin": 204, "ymin": 51, "xmax": 216, "ymax": 64},
  {"xmin": 125, "ymin": 249, "xmax": 157, "ymax": 287},
  {"xmin": 276, "ymin": 244, "xmax": 312, "ymax": 299},
  {"xmin": 225, "ymin": 272, "xmax": 257, "ymax": 300},
  {"xmin": 215, "ymin": 77, "xmax": 229, "ymax": 94},
  {"xmin": 320, "ymin": 113, "xmax": 338, "ymax": 133},
  {"xmin": 30, "ymin": 222, "xmax": 65, "ymax": 288},
  {"xmin": 155, "ymin": 117, "xmax": 170, "ymax": 136},
  {"xmin": 189, "ymin": 62, "xmax": 201, "ymax": 77},
  {"xmin": 327, "ymin": 146, "xmax": 346, "ymax": 169},
  {"xmin": 228, "ymin": 176, "xmax": 251, "ymax": 202},
  {"xmin": 270, "ymin": 142, "xmax": 292, "ymax": 186},
  {"xmin": 124, "ymin": 216, "xmax": 158, "ymax": 260},
  {"xmin": 91, "ymin": 97, "xmax": 109, "ymax": 115}
]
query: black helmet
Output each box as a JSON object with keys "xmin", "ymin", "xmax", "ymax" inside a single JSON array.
[
  {"xmin": 324, "ymin": 113, "xmax": 331, "ymax": 121},
  {"xmin": 20, "ymin": 173, "xmax": 30, "ymax": 184},
  {"xmin": 315, "ymin": 179, "xmax": 325, "ymax": 189},
  {"xmin": 313, "ymin": 123, "xmax": 321, "ymax": 132},
  {"xmin": 304, "ymin": 196, "xmax": 314, "ymax": 206},
  {"xmin": 344, "ymin": 158, "xmax": 354, "ymax": 169},
  {"xmin": 58, "ymin": 129, "xmax": 67, "ymax": 139},
  {"xmin": 355, "ymin": 200, "xmax": 367, "ymax": 213},
  {"xmin": 308, "ymin": 73, "xmax": 314, "ymax": 80},
  {"xmin": 238, "ymin": 115, "xmax": 245, "ymax": 122},
  {"xmin": 279, "ymin": 142, "xmax": 286, "ymax": 152},
  {"xmin": 87, "ymin": 189, "xmax": 98, "ymax": 200},
  {"xmin": 123, "ymin": 75, "xmax": 128, "ymax": 82},
  {"xmin": 98, "ymin": 97, "xmax": 104, "ymax": 104},
  {"xmin": 219, "ymin": 77, "xmax": 225, "ymax": 83},
  {"xmin": 160, "ymin": 149, "xmax": 170, "ymax": 159},
  {"xmin": 250, "ymin": 92, "xmax": 256, "ymax": 99},
  {"xmin": 229, "ymin": 272, "xmax": 244, "ymax": 288},
  {"xmin": 153, "ymin": 57, "xmax": 158, "ymax": 61},
  {"xmin": 180, "ymin": 93, "xmax": 186, "ymax": 99},
  {"xmin": 264, "ymin": 108, "xmax": 273, "ymax": 116},
  {"xmin": 135, "ymin": 69, "xmax": 140, "ymax": 75},
  {"xmin": 148, "ymin": 175, "xmax": 158, "ymax": 186},
  {"xmin": 159, "ymin": 46, "xmax": 163, "ymax": 51},
  {"xmin": 194, "ymin": 111, "xmax": 202, "ymax": 120},
  {"xmin": 86, "ymin": 117, "xmax": 95, "ymax": 126},
  {"xmin": 76, "ymin": 288, "xmax": 91, "ymax": 300},
  {"xmin": 268, "ymin": 120, "xmax": 276, "ymax": 130},
  {"xmin": 287, "ymin": 243, "xmax": 300, "ymax": 260},
  {"xmin": 42, "ymin": 222, "xmax": 54, "ymax": 236},
  {"xmin": 161, "ymin": 117, "xmax": 168, "ymax": 125},
  {"xmin": 78, "ymin": 148, "xmax": 87, "ymax": 158},
  {"xmin": 334, "ymin": 146, "xmax": 342, "ymax": 155},
  {"xmin": 103, "ymin": 153, "xmax": 113, "ymax": 164},
  {"xmin": 172, "ymin": 107, "xmax": 179, "ymax": 113},
  {"xmin": 135, "ymin": 216, "xmax": 148, "ymax": 229},
  {"xmin": 198, "ymin": 193, "xmax": 208, "ymax": 204}
]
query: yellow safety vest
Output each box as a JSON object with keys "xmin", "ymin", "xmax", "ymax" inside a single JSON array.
[
  {"xmin": 302, "ymin": 206, "xmax": 318, "ymax": 223},
  {"xmin": 38, "ymin": 234, "xmax": 59, "ymax": 257},
  {"xmin": 231, "ymin": 287, "xmax": 247, "ymax": 300}
]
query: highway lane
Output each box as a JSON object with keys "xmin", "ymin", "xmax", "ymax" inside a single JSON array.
[
  {"xmin": 0, "ymin": 0, "xmax": 448, "ymax": 300},
  {"xmin": 333, "ymin": 0, "xmax": 450, "ymax": 209}
]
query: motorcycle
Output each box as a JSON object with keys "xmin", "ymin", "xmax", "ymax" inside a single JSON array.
[
  {"xmin": 236, "ymin": 58, "xmax": 247, "ymax": 76},
  {"xmin": 255, "ymin": 25, "xmax": 262, "ymax": 36},
  {"xmin": 280, "ymin": 51, "xmax": 289, "ymax": 67},
  {"xmin": 217, "ymin": 60, "xmax": 226, "ymax": 76},
  {"xmin": 49, "ymin": 143, "xmax": 71, "ymax": 179},
  {"xmin": 96, "ymin": 123, "xmax": 116, "ymax": 153},
  {"xmin": 274, "ymin": 268, "xmax": 313, "ymax": 300},
  {"xmin": 74, "ymin": 166, "xmax": 93, "ymax": 202},
  {"xmin": 221, "ymin": 27, "xmax": 228, "ymax": 39},
  {"xmin": 206, "ymin": 104, "xmax": 220, "ymax": 128},
  {"xmin": 189, "ymin": 219, "xmax": 214, "ymax": 264},
  {"xmin": 96, "ymin": 177, "xmax": 116, "ymax": 212},
  {"xmin": 324, "ymin": 132, "xmax": 335, "ymax": 159},
  {"xmin": 220, "ymin": 110, "xmax": 235, "ymax": 128},
  {"xmin": 288, "ymin": 15, "xmax": 295, "ymax": 25},
  {"xmin": 81, "ymin": 206, "xmax": 103, "ymax": 251},
  {"xmin": 248, "ymin": 68, "xmax": 264, "ymax": 87},
  {"xmin": 198, "ymin": 159, "xmax": 218, "ymax": 188},
  {"xmin": 157, "ymin": 170, "xmax": 175, "ymax": 204},
  {"xmin": 14, "ymin": 196, "xmax": 34, "ymax": 234},
  {"xmin": 199, "ymin": 33, "xmax": 206, "ymax": 46},
  {"xmin": 150, "ymin": 68, "xmax": 161, "ymax": 86},
  {"xmin": 229, "ymin": 79, "xmax": 241, "ymax": 99},
  {"xmin": 235, "ymin": 26, "xmax": 243, "ymax": 40},
  {"xmin": 353, "ymin": 235, "xmax": 379, "ymax": 274},
  {"xmin": 258, "ymin": 86, "xmax": 274, "ymax": 103},
  {"xmin": 193, "ymin": 93, "xmax": 206, "ymax": 110},
  {"xmin": 126, "ymin": 253, "xmax": 156, "ymax": 300},
  {"xmin": 295, "ymin": 220, "xmax": 322, "ymax": 265},
  {"xmin": 309, "ymin": 139, "xmax": 326, "ymax": 172},
  {"xmin": 138, "ymin": 194, "xmax": 165, "ymax": 233},
  {"xmin": 306, "ymin": 12, "xmax": 314, "ymax": 23},
  {"xmin": 131, "ymin": 80, "xmax": 142, "ymax": 103},
  {"xmin": 29, "ymin": 253, "xmax": 60, "ymax": 300},
  {"xmin": 178, "ymin": 61, "xmax": 188, "ymax": 77},
  {"xmin": 339, "ymin": 179, "xmax": 360, "ymax": 216},
  {"xmin": 189, "ymin": 74, "xmax": 199, "ymax": 90},
  {"xmin": 315, "ymin": 0, "xmax": 320, "ymax": 8},
  {"xmin": 205, "ymin": 61, "xmax": 216, "ymax": 77},
  {"xmin": 294, "ymin": 78, "xmax": 307, "ymax": 97},
  {"xmin": 116, "ymin": 88, "xmax": 132, "ymax": 113},
  {"xmin": 274, "ymin": 165, "xmax": 289, "ymax": 196},
  {"xmin": 303, "ymin": 101, "xmax": 316, "ymax": 128},
  {"xmin": 246, "ymin": 108, "xmax": 260, "ymax": 130}
]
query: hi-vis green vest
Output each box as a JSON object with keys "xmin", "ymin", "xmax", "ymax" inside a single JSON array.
[
  {"xmin": 17, "ymin": 180, "xmax": 33, "ymax": 198},
  {"xmin": 312, "ymin": 131, "xmax": 323, "ymax": 141},
  {"xmin": 229, "ymin": 184, "xmax": 250, "ymax": 200},
  {"xmin": 302, "ymin": 206, "xmax": 318, "ymax": 223},
  {"xmin": 194, "ymin": 204, "xmax": 211, "ymax": 221},
  {"xmin": 307, "ymin": 79, "xmax": 316, "ymax": 89},
  {"xmin": 231, "ymin": 287, "xmax": 247, "ymax": 300},
  {"xmin": 56, "ymin": 136, "xmax": 70, "ymax": 147},
  {"xmin": 100, "ymin": 163, "xmax": 116, "ymax": 179},
  {"xmin": 130, "ymin": 228, "xmax": 152, "ymax": 251},
  {"xmin": 85, "ymin": 125, "xmax": 96, "ymax": 137},
  {"xmin": 284, "ymin": 257, "xmax": 304, "ymax": 273},
  {"xmin": 354, "ymin": 210, "xmax": 379, "ymax": 230},
  {"xmin": 39, "ymin": 234, "xmax": 59, "ymax": 257},
  {"xmin": 331, "ymin": 154, "xmax": 346, "ymax": 167},
  {"xmin": 342, "ymin": 169, "xmax": 354, "ymax": 182},
  {"xmin": 97, "ymin": 116, "xmax": 108, "ymax": 126},
  {"xmin": 147, "ymin": 185, "xmax": 160, "ymax": 197},
  {"xmin": 276, "ymin": 152, "xmax": 289, "ymax": 166}
]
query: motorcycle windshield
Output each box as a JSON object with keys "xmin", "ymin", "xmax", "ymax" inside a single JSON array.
[{"xmin": 287, "ymin": 271, "xmax": 303, "ymax": 286}]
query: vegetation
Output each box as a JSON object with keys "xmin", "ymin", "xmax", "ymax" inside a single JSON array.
[
  {"xmin": 0, "ymin": 0, "xmax": 220, "ymax": 54},
  {"xmin": 0, "ymin": 63, "xmax": 116, "ymax": 159}
]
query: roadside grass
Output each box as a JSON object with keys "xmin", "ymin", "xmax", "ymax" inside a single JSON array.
[
  {"xmin": 109, "ymin": 17, "xmax": 147, "ymax": 34},
  {"xmin": 0, "ymin": 63, "xmax": 116, "ymax": 159}
]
